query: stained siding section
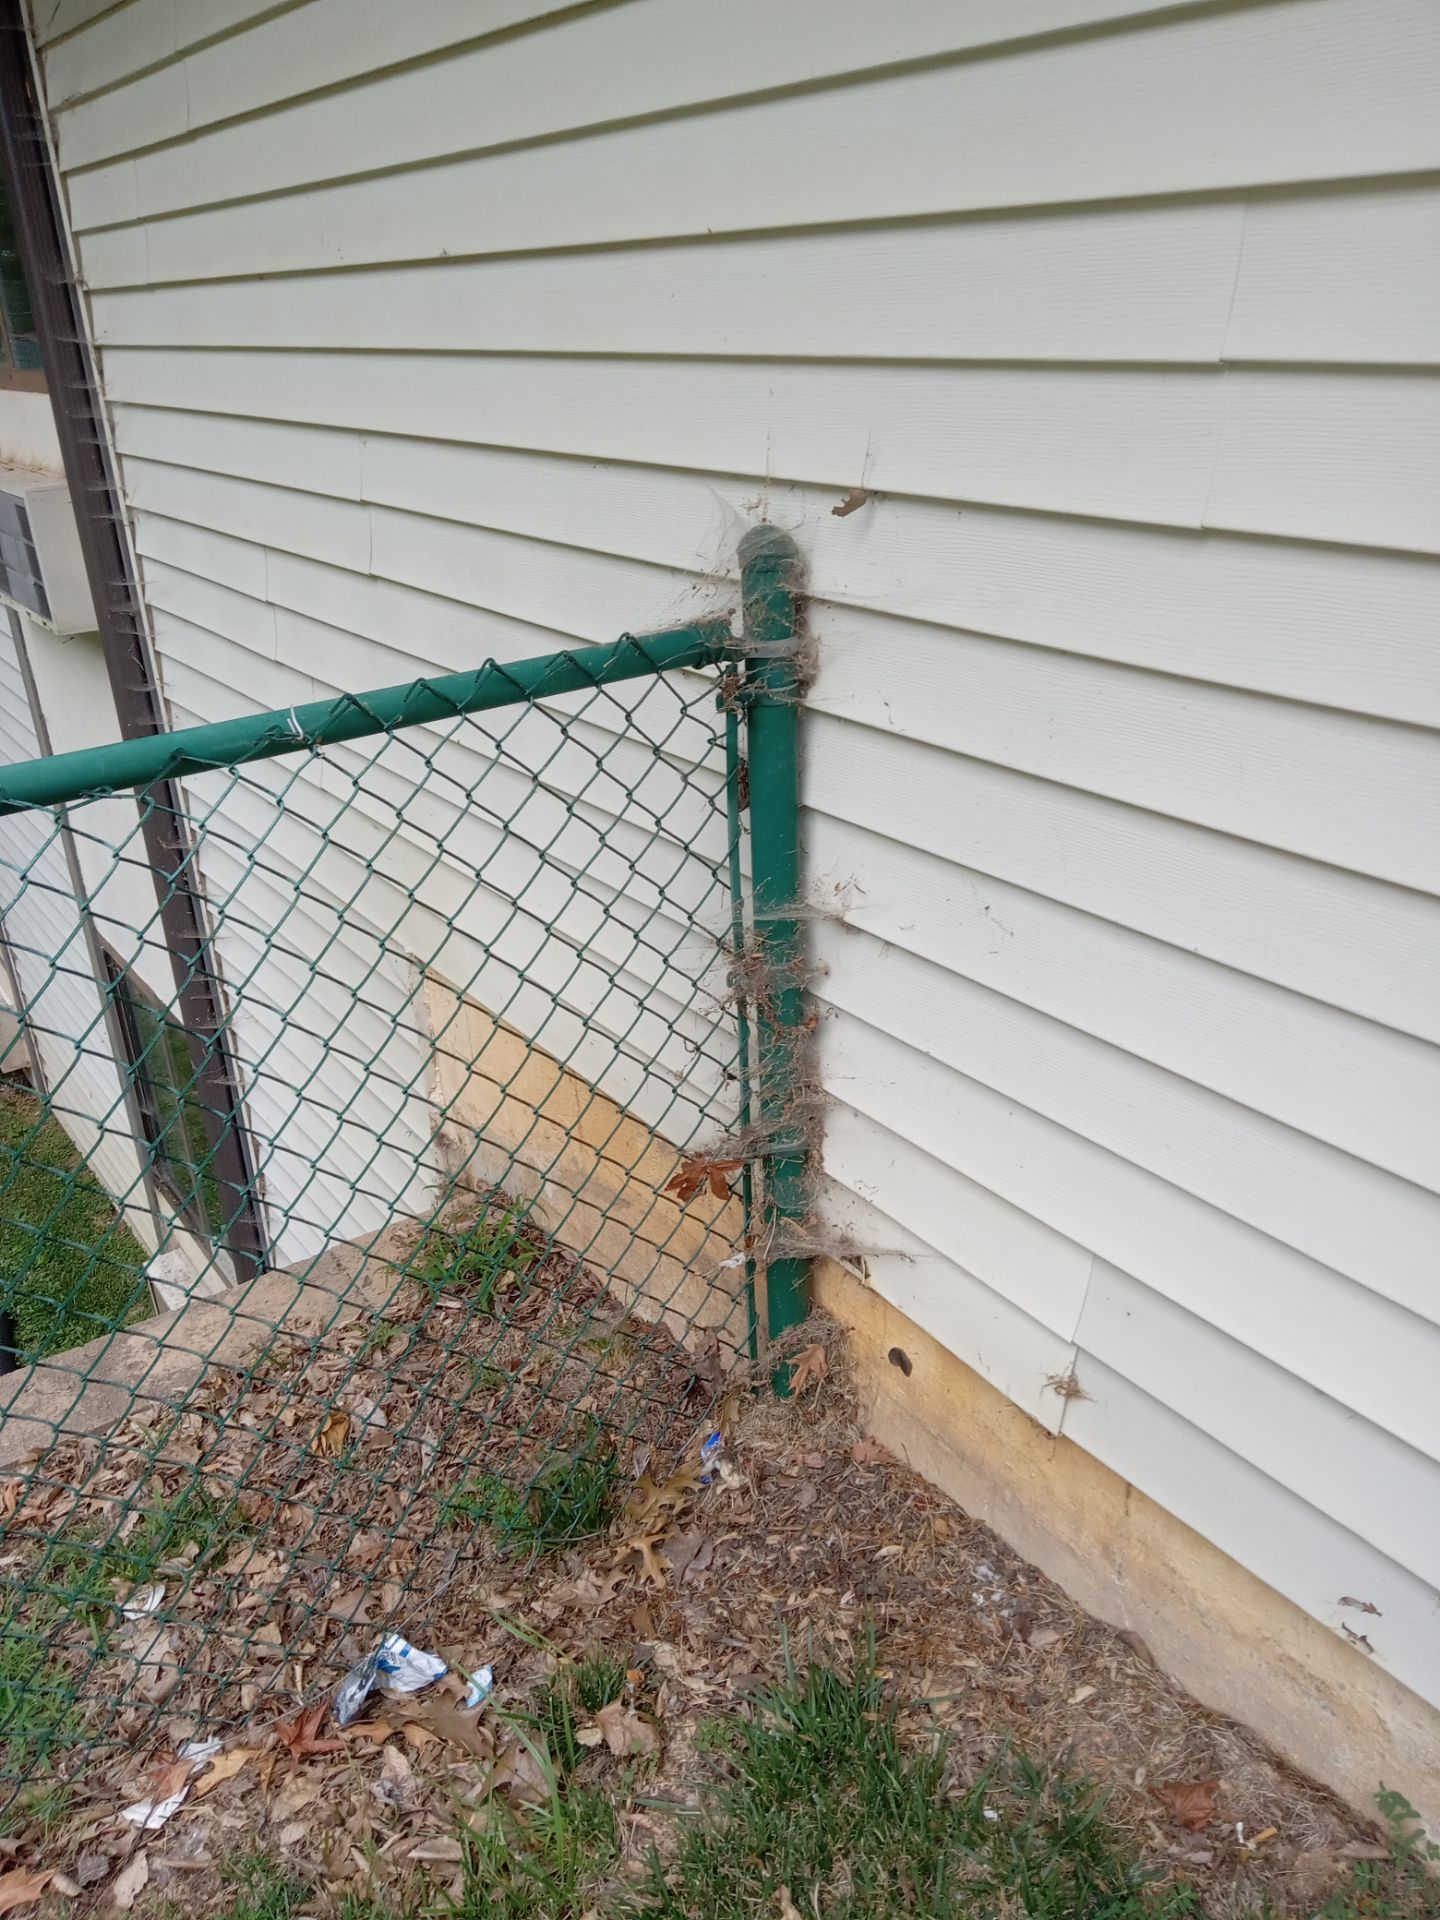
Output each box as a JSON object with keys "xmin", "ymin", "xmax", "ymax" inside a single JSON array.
[{"xmin": 31, "ymin": 0, "xmax": 1440, "ymax": 1709}]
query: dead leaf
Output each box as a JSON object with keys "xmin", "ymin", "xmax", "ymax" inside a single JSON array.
[
  {"xmin": 1340, "ymin": 1623, "xmax": 1375, "ymax": 1653},
  {"xmin": 625, "ymin": 1533, "xmax": 669, "ymax": 1588},
  {"xmin": 788, "ymin": 1344, "xmax": 828, "ymax": 1396},
  {"xmin": 1068, "ymin": 1684, "xmax": 1097, "ymax": 1705},
  {"xmin": 110, "ymin": 1853, "xmax": 149, "ymax": 1913},
  {"xmin": 407, "ymin": 1838, "xmax": 464, "ymax": 1864},
  {"xmin": 1027, "ymin": 1627, "xmax": 1063, "ymax": 1652},
  {"xmin": 593, "ymin": 1699, "xmax": 662, "ymax": 1758},
  {"xmin": 275, "ymin": 1703, "xmax": 344, "ymax": 1764},
  {"xmin": 73, "ymin": 1854, "xmax": 109, "ymax": 1890},
  {"xmin": 0, "ymin": 1870, "xmax": 52, "ymax": 1916},
  {"xmin": 831, "ymin": 486, "xmax": 871, "ymax": 518},
  {"xmin": 127, "ymin": 1624, "xmax": 180, "ymax": 1704},
  {"xmin": 850, "ymin": 1438, "xmax": 893, "ymax": 1466},
  {"xmin": 194, "ymin": 1748, "xmax": 257, "ymax": 1796},
  {"xmin": 624, "ymin": 1460, "xmax": 703, "ymax": 1531},
  {"xmin": 491, "ymin": 1734, "xmax": 548, "ymax": 1806},
  {"xmin": 401, "ymin": 1721, "xmax": 440, "ymax": 1752},
  {"xmin": 50, "ymin": 1876, "xmax": 80, "ymax": 1900},
  {"xmin": 665, "ymin": 1154, "xmax": 743, "ymax": 1205},
  {"xmin": 314, "ymin": 1409, "xmax": 351, "ymax": 1457},
  {"xmin": 401, "ymin": 1694, "xmax": 494, "ymax": 1760},
  {"xmin": 119, "ymin": 1757, "xmax": 192, "ymax": 1830},
  {"xmin": 1152, "ymin": 1780, "xmax": 1220, "ymax": 1832},
  {"xmin": 1339, "ymin": 1596, "xmax": 1382, "ymax": 1616},
  {"xmin": 661, "ymin": 1532, "xmax": 709, "ymax": 1580}
]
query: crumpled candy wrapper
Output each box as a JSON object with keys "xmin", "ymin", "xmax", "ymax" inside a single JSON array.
[{"xmin": 334, "ymin": 1631, "xmax": 449, "ymax": 1727}]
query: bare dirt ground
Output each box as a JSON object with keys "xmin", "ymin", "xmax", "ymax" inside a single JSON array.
[{"xmin": 0, "ymin": 1226, "xmax": 1397, "ymax": 1920}]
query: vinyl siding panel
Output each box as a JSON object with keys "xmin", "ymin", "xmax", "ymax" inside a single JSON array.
[
  {"xmin": 111, "ymin": 409, "xmax": 1440, "ymax": 725},
  {"xmin": 33, "ymin": 0, "xmax": 1440, "ymax": 1718}
]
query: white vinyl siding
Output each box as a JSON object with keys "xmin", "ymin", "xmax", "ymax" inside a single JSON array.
[{"xmin": 32, "ymin": 0, "xmax": 1440, "ymax": 1713}]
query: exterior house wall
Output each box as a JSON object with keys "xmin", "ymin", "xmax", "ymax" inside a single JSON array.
[{"xmin": 24, "ymin": 0, "xmax": 1440, "ymax": 1812}]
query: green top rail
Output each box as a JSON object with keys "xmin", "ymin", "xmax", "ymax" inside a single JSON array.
[{"xmin": 0, "ymin": 621, "xmax": 734, "ymax": 817}]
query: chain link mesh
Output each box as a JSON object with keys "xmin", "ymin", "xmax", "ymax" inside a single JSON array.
[{"xmin": 0, "ymin": 632, "xmax": 758, "ymax": 1828}]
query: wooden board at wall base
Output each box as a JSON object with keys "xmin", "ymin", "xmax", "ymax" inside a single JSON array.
[{"xmin": 812, "ymin": 1259, "xmax": 1440, "ymax": 1834}]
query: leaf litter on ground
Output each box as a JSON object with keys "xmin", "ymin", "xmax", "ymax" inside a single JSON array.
[{"xmin": 0, "ymin": 1296, "xmax": 1427, "ymax": 1920}]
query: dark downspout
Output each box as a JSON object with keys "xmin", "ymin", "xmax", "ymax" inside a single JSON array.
[{"xmin": 0, "ymin": 3, "xmax": 267, "ymax": 1280}]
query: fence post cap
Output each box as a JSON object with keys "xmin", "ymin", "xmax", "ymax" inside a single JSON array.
[{"xmin": 738, "ymin": 523, "xmax": 800, "ymax": 569}]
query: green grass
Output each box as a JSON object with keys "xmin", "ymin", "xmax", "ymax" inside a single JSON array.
[
  {"xmin": 455, "ymin": 1783, "xmax": 620, "ymax": 1919},
  {"xmin": 218, "ymin": 1851, "xmax": 313, "ymax": 1920},
  {"xmin": 54, "ymin": 1657, "xmax": 1433, "ymax": 1919},
  {"xmin": 409, "ymin": 1204, "xmax": 537, "ymax": 1310},
  {"xmin": 645, "ymin": 1648, "xmax": 1204, "ymax": 1920},
  {"xmin": 1, "ymin": 1484, "xmax": 249, "ymax": 1834},
  {"xmin": 0, "ymin": 1084, "xmax": 152, "ymax": 1361},
  {"xmin": 443, "ymin": 1430, "xmax": 619, "ymax": 1555},
  {"xmin": 534, "ymin": 1648, "xmax": 631, "ymax": 1772}
]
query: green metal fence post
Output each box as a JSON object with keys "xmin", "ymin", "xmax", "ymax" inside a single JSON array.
[{"xmin": 739, "ymin": 525, "xmax": 810, "ymax": 1386}]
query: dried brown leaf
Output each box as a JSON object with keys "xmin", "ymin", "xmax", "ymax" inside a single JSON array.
[
  {"xmin": 193, "ymin": 1748, "xmax": 257, "ymax": 1796},
  {"xmin": 625, "ymin": 1533, "xmax": 669, "ymax": 1588},
  {"xmin": 275, "ymin": 1703, "xmax": 344, "ymax": 1763},
  {"xmin": 831, "ymin": 486, "xmax": 871, "ymax": 518},
  {"xmin": 788, "ymin": 1344, "xmax": 828, "ymax": 1396},
  {"xmin": 314, "ymin": 1409, "xmax": 350, "ymax": 1457},
  {"xmin": 1338, "ymin": 1596, "xmax": 1382, "ymax": 1616},
  {"xmin": 401, "ymin": 1695, "xmax": 493, "ymax": 1760},
  {"xmin": 0, "ymin": 1870, "xmax": 52, "ymax": 1916},
  {"xmin": 593, "ymin": 1699, "xmax": 661, "ymax": 1758},
  {"xmin": 110, "ymin": 1853, "xmax": 149, "ymax": 1914},
  {"xmin": 1152, "ymin": 1780, "xmax": 1220, "ymax": 1832},
  {"xmin": 665, "ymin": 1155, "xmax": 743, "ymax": 1205},
  {"xmin": 850, "ymin": 1438, "xmax": 893, "ymax": 1466}
]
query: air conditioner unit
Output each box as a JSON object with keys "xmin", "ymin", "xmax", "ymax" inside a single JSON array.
[{"xmin": 0, "ymin": 463, "xmax": 95, "ymax": 636}]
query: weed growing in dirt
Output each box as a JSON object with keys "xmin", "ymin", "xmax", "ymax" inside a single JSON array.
[
  {"xmin": 409, "ymin": 1206, "xmax": 536, "ymax": 1309},
  {"xmin": 1319, "ymin": 1791, "xmax": 1440, "ymax": 1920},
  {"xmin": 444, "ymin": 1434, "xmax": 619, "ymax": 1554},
  {"xmin": 358, "ymin": 1317, "xmax": 404, "ymax": 1361},
  {"xmin": 40, "ymin": 1484, "xmax": 245, "ymax": 1607}
]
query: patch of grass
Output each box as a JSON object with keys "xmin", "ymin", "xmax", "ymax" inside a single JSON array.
[
  {"xmin": 455, "ymin": 1783, "xmax": 620, "ymax": 1920},
  {"xmin": 0, "ymin": 1621, "xmax": 80, "ymax": 1831},
  {"xmin": 444, "ymin": 1432, "xmax": 619, "ymax": 1555},
  {"xmin": 0, "ymin": 1085, "xmax": 152, "ymax": 1361},
  {"xmin": 2, "ymin": 1482, "xmax": 250, "ymax": 1831},
  {"xmin": 535, "ymin": 1649, "xmax": 631, "ymax": 1772},
  {"xmin": 409, "ymin": 1204, "xmax": 537, "ymax": 1311},
  {"xmin": 39, "ymin": 1484, "xmax": 245, "ymax": 1608},
  {"xmin": 645, "ymin": 1646, "xmax": 1205, "ymax": 1919},
  {"xmin": 219, "ymin": 1849, "xmax": 312, "ymax": 1920}
]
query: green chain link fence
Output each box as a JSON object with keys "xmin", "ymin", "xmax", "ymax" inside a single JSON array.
[{"xmin": 0, "ymin": 528, "xmax": 808, "ymax": 1830}]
